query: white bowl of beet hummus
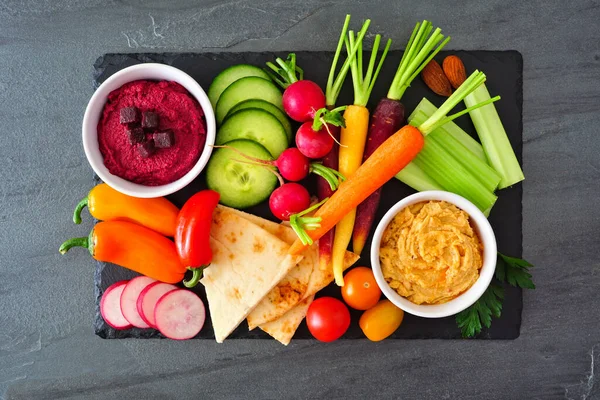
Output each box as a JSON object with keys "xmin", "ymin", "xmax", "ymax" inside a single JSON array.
[
  {"xmin": 371, "ymin": 191, "xmax": 497, "ymax": 318},
  {"xmin": 82, "ymin": 63, "xmax": 216, "ymax": 198}
]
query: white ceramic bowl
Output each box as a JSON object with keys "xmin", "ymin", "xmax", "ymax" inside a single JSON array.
[
  {"xmin": 370, "ymin": 191, "xmax": 497, "ymax": 318},
  {"xmin": 82, "ymin": 63, "xmax": 216, "ymax": 198}
]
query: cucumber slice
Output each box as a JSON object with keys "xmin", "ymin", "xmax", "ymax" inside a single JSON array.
[
  {"xmin": 216, "ymin": 109, "xmax": 288, "ymax": 158},
  {"xmin": 207, "ymin": 64, "xmax": 270, "ymax": 108},
  {"xmin": 215, "ymin": 76, "xmax": 283, "ymax": 125},
  {"xmin": 206, "ymin": 139, "xmax": 277, "ymax": 209},
  {"xmin": 226, "ymin": 99, "xmax": 293, "ymax": 143}
]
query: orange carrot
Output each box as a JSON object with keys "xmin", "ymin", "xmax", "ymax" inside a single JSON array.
[{"xmin": 289, "ymin": 125, "xmax": 424, "ymax": 256}]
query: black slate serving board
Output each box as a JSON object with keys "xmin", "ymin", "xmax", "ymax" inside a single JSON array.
[{"xmin": 92, "ymin": 50, "xmax": 523, "ymax": 340}]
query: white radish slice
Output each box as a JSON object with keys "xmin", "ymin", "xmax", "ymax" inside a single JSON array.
[
  {"xmin": 120, "ymin": 276, "xmax": 156, "ymax": 328},
  {"xmin": 137, "ymin": 282, "xmax": 177, "ymax": 328},
  {"xmin": 100, "ymin": 280, "xmax": 132, "ymax": 330},
  {"xmin": 154, "ymin": 289, "xmax": 205, "ymax": 340}
]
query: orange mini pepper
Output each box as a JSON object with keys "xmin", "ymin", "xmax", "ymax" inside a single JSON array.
[
  {"xmin": 59, "ymin": 220, "xmax": 186, "ymax": 284},
  {"xmin": 73, "ymin": 183, "xmax": 179, "ymax": 237}
]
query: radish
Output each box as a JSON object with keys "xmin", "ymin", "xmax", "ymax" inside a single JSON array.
[
  {"xmin": 282, "ymin": 80, "xmax": 325, "ymax": 122},
  {"xmin": 269, "ymin": 182, "xmax": 311, "ymax": 221},
  {"xmin": 295, "ymin": 106, "xmax": 347, "ymax": 159},
  {"xmin": 154, "ymin": 289, "xmax": 205, "ymax": 340},
  {"xmin": 120, "ymin": 276, "xmax": 156, "ymax": 329},
  {"xmin": 213, "ymin": 145, "xmax": 344, "ymax": 189},
  {"xmin": 274, "ymin": 148, "xmax": 310, "ymax": 181},
  {"xmin": 100, "ymin": 280, "xmax": 132, "ymax": 330},
  {"xmin": 136, "ymin": 281, "xmax": 177, "ymax": 328},
  {"xmin": 265, "ymin": 53, "xmax": 325, "ymax": 122}
]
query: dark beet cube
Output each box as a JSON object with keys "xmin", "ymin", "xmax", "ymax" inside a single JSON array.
[
  {"xmin": 120, "ymin": 107, "xmax": 140, "ymax": 125},
  {"xmin": 141, "ymin": 111, "xmax": 159, "ymax": 129},
  {"xmin": 126, "ymin": 127, "xmax": 145, "ymax": 145},
  {"xmin": 153, "ymin": 130, "xmax": 175, "ymax": 148},
  {"xmin": 137, "ymin": 140, "xmax": 156, "ymax": 158}
]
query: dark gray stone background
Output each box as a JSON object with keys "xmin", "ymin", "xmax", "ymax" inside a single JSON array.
[{"xmin": 0, "ymin": 0, "xmax": 598, "ymax": 399}]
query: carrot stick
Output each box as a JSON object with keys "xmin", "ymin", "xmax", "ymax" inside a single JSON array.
[{"xmin": 289, "ymin": 125, "xmax": 425, "ymax": 257}]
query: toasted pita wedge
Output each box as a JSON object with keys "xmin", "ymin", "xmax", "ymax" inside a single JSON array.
[
  {"xmin": 218, "ymin": 205, "xmax": 360, "ymax": 331},
  {"xmin": 247, "ymin": 244, "xmax": 317, "ymax": 329},
  {"xmin": 259, "ymin": 295, "xmax": 314, "ymax": 346},
  {"xmin": 202, "ymin": 208, "xmax": 303, "ymax": 343}
]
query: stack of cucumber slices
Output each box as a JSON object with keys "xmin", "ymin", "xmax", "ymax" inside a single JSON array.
[{"xmin": 206, "ymin": 64, "xmax": 292, "ymax": 209}]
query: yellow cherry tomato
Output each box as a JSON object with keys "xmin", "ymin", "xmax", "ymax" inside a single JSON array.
[{"xmin": 359, "ymin": 300, "xmax": 404, "ymax": 341}]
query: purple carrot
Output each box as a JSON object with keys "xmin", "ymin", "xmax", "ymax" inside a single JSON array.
[{"xmin": 352, "ymin": 99, "xmax": 405, "ymax": 255}]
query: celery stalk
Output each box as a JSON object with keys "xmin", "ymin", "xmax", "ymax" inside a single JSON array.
[
  {"xmin": 464, "ymin": 84, "xmax": 524, "ymax": 189},
  {"xmin": 409, "ymin": 110, "xmax": 501, "ymax": 192},
  {"xmin": 409, "ymin": 98, "xmax": 486, "ymax": 161},
  {"xmin": 412, "ymin": 138, "xmax": 498, "ymax": 212},
  {"xmin": 395, "ymin": 162, "xmax": 443, "ymax": 192}
]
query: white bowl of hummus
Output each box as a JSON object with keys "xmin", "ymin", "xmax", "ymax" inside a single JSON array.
[
  {"xmin": 82, "ymin": 63, "xmax": 216, "ymax": 198},
  {"xmin": 370, "ymin": 191, "xmax": 497, "ymax": 318}
]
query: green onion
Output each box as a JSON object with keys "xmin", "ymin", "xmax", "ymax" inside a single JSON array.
[
  {"xmin": 387, "ymin": 21, "xmax": 450, "ymax": 101},
  {"xmin": 464, "ymin": 84, "xmax": 524, "ymax": 189}
]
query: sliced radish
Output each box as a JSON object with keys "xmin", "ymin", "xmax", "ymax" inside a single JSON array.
[
  {"xmin": 137, "ymin": 282, "xmax": 177, "ymax": 328},
  {"xmin": 154, "ymin": 289, "xmax": 205, "ymax": 340},
  {"xmin": 100, "ymin": 280, "xmax": 132, "ymax": 330},
  {"xmin": 120, "ymin": 276, "xmax": 156, "ymax": 328}
]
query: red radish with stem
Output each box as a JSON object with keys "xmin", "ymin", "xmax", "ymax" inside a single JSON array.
[
  {"xmin": 296, "ymin": 106, "xmax": 347, "ymax": 159},
  {"xmin": 270, "ymin": 182, "xmax": 311, "ymax": 221},
  {"xmin": 100, "ymin": 280, "xmax": 132, "ymax": 330},
  {"xmin": 212, "ymin": 145, "xmax": 345, "ymax": 190},
  {"xmin": 265, "ymin": 53, "xmax": 325, "ymax": 122}
]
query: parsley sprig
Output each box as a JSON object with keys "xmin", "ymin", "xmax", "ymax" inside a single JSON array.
[{"xmin": 456, "ymin": 252, "xmax": 534, "ymax": 338}]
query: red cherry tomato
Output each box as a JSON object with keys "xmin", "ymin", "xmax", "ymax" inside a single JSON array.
[
  {"xmin": 341, "ymin": 267, "xmax": 382, "ymax": 310},
  {"xmin": 306, "ymin": 297, "xmax": 350, "ymax": 342}
]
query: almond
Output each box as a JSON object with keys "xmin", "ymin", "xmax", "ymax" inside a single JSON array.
[
  {"xmin": 421, "ymin": 60, "xmax": 452, "ymax": 97},
  {"xmin": 442, "ymin": 55, "xmax": 467, "ymax": 89}
]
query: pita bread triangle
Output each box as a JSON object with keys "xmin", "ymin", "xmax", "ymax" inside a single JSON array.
[{"xmin": 201, "ymin": 207, "xmax": 303, "ymax": 343}]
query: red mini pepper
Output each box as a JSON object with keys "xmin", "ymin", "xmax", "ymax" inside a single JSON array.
[{"xmin": 175, "ymin": 190, "xmax": 220, "ymax": 288}]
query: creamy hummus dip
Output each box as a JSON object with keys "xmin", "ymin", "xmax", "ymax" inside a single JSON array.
[
  {"xmin": 380, "ymin": 201, "xmax": 483, "ymax": 305},
  {"xmin": 98, "ymin": 80, "xmax": 206, "ymax": 186}
]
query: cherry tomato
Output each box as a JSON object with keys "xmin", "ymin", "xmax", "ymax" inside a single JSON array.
[
  {"xmin": 306, "ymin": 297, "xmax": 350, "ymax": 342},
  {"xmin": 359, "ymin": 300, "xmax": 404, "ymax": 342},
  {"xmin": 341, "ymin": 267, "xmax": 382, "ymax": 310}
]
